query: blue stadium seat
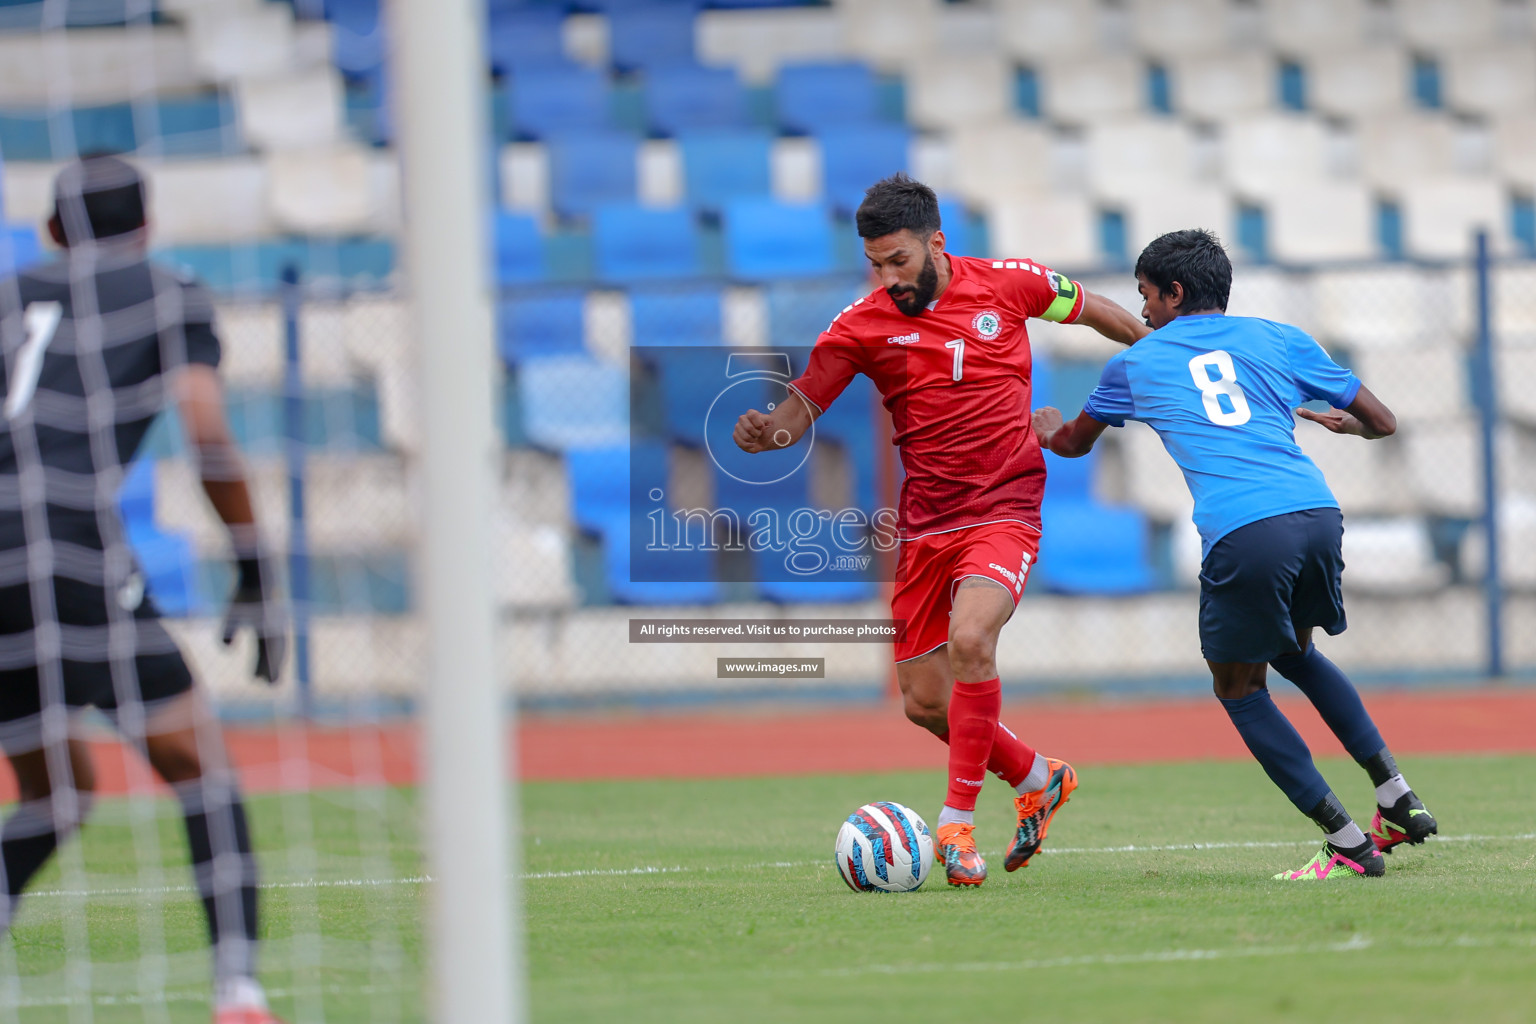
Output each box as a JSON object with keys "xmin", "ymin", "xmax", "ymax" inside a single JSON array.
[
  {"xmin": 609, "ymin": 2, "xmax": 699, "ymax": 72},
  {"xmin": 494, "ymin": 211, "xmax": 544, "ymax": 285},
  {"xmin": 520, "ymin": 355, "xmax": 629, "ymax": 449},
  {"xmin": 593, "ymin": 203, "xmax": 701, "ymax": 282},
  {"xmin": 155, "ymin": 94, "xmax": 240, "ymax": 157},
  {"xmin": 776, "ymin": 62, "xmax": 879, "ymax": 134},
  {"xmin": 817, "ymin": 124, "xmax": 911, "ymax": 214},
  {"xmin": 547, "ymin": 130, "xmax": 638, "ymax": 217},
  {"xmin": 1038, "ymin": 499, "xmax": 1157, "ymax": 595},
  {"xmin": 0, "ymin": 225, "xmax": 41, "ymax": 277},
  {"xmin": 630, "ymin": 285, "xmax": 723, "ymax": 347},
  {"xmin": 644, "ymin": 64, "xmax": 747, "ymax": 135},
  {"xmin": 487, "ymin": 6, "xmax": 568, "ymax": 76},
  {"xmin": 498, "ymin": 290, "xmax": 587, "ymax": 365},
  {"xmin": 678, "ymin": 129, "xmax": 772, "ymax": 210},
  {"xmin": 763, "ymin": 277, "xmax": 863, "ymax": 349},
  {"xmin": 566, "ymin": 442, "xmax": 721, "ymax": 604},
  {"xmin": 509, "ymin": 66, "xmax": 611, "ymax": 140},
  {"xmin": 938, "ymin": 199, "xmax": 973, "ymax": 258},
  {"xmin": 723, "ymin": 199, "xmax": 834, "ymax": 279},
  {"xmin": 649, "ymin": 346, "xmax": 743, "ymax": 444},
  {"xmin": 809, "ymin": 372, "xmax": 881, "ymax": 513},
  {"xmin": 757, "ymin": 577, "xmax": 878, "ymax": 603},
  {"xmin": 325, "ymin": 0, "xmax": 386, "ymax": 78},
  {"xmin": 118, "ymin": 459, "xmax": 203, "ymax": 617}
]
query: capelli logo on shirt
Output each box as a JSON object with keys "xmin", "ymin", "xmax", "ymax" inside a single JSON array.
[{"xmin": 886, "ymin": 332, "xmax": 921, "ymax": 345}]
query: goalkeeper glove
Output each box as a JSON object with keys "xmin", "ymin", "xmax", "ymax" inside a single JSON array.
[{"xmin": 220, "ymin": 555, "xmax": 287, "ymax": 684}]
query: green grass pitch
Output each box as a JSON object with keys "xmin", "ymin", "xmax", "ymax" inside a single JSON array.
[{"xmin": 3, "ymin": 754, "xmax": 1534, "ymax": 1022}]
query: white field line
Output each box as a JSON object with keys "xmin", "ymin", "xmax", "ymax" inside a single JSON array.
[{"xmin": 19, "ymin": 831, "xmax": 1535, "ymax": 898}]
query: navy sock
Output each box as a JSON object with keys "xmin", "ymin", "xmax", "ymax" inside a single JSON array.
[
  {"xmin": 1219, "ymin": 688, "xmax": 1332, "ymax": 814},
  {"xmin": 1270, "ymin": 644, "xmax": 1385, "ymax": 761}
]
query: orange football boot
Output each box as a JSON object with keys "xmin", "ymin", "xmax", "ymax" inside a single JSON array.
[
  {"xmin": 1005, "ymin": 758, "xmax": 1078, "ymax": 871},
  {"xmin": 935, "ymin": 820, "xmax": 987, "ymax": 887}
]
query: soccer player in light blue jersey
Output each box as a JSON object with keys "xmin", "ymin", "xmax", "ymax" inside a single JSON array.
[{"xmin": 1032, "ymin": 229, "xmax": 1437, "ymax": 881}]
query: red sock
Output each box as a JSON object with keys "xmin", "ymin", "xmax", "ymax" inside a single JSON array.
[
  {"xmin": 944, "ymin": 678, "xmax": 1001, "ymax": 811},
  {"xmin": 933, "ymin": 722, "xmax": 1037, "ymax": 790}
]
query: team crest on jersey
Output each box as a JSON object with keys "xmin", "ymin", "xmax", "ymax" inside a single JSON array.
[{"xmin": 972, "ymin": 310, "xmax": 1002, "ymax": 340}]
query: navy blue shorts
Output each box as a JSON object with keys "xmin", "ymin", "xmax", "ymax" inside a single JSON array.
[{"xmin": 1198, "ymin": 507, "xmax": 1347, "ymax": 664}]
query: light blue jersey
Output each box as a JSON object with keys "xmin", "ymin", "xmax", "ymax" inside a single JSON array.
[{"xmin": 1083, "ymin": 314, "xmax": 1361, "ymax": 557}]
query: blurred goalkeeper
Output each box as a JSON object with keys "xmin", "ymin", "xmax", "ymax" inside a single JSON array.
[{"xmin": 0, "ymin": 156, "xmax": 287, "ymax": 1023}]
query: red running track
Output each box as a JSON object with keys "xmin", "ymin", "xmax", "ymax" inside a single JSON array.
[{"xmin": 2, "ymin": 689, "xmax": 1533, "ymax": 799}]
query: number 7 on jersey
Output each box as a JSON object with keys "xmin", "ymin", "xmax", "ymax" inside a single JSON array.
[{"xmin": 5, "ymin": 302, "xmax": 64, "ymax": 420}]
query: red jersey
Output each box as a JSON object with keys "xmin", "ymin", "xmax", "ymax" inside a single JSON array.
[{"xmin": 789, "ymin": 254, "xmax": 1086, "ymax": 539}]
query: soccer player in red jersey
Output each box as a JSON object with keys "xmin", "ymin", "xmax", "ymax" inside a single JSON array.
[{"xmin": 733, "ymin": 175, "xmax": 1148, "ymax": 886}]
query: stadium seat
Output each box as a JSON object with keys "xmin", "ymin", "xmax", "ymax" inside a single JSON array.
[
  {"xmin": 764, "ymin": 277, "xmax": 863, "ymax": 350},
  {"xmin": 1264, "ymin": 181, "xmax": 1376, "ymax": 263},
  {"xmin": 1398, "ymin": 177, "xmax": 1507, "ymax": 259},
  {"xmin": 520, "ymin": 355, "xmax": 628, "ymax": 449},
  {"xmin": 119, "ymin": 458, "xmax": 203, "ymax": 617},
  {"xmin": 1123, "ymin": 187, "xmax": 1233, "ymax": 258},
  {"xmin": 1038, "ymin": 498, "xmax": 1158, "ymax": 595},
  {"xmin": 154, "ymin": 93, "xmax": 241, "ymax": 157},
  {"xmin": 905, "ymin": 53, "xmax": 1010, "ymax": 129},
  {"xmin": 494, "ymin": 211, "xmax": 544, "ymax": 285},
  {"xmin": 1292, "ymin": 419, "xmax": 1412, "ymax": 517},
  {"xmin": 1493, "ymin": 113, "xmax": 1536, "ymax": 183},
  {"xmin": 509, "ymin": 65, "xmax": 611, "ymax": 140},
  {"xmin": 267, "ymin": 146, "xmax": 376, "ymax": 235},
  {"xmin": 1396, "ymin": 0, "xmax": 1500, "ymax": 48},
  {"xmin": 648, "ymin": 345, "xmax": 742, "ymax": 445},
  {"xmin": 937, "ymin": 200, "xmax": 974, "ymax": 258},
  {"xmin": 608, "ymin": 2, "xmax": 699, "ymax": 73},
  {"xmin": 566, "ymin": 442, "xmax": 722, "ymax": 605},
  {"xmin": 693, "ymin": 5, "xmax": 841, "ymax": 83},
  {"xmin": 948, "ymin": 121, "xmax": 1055, "ymax": 208},
  {"xmin": 1120, "ymin": 421, "xmax": 1195, "ymax": 523},
  {"xmin": 593, "ymin": 203, "xmax": 701, "ymax": 283},
  {"xmin": 1129, "ymin": 0, "xmax": 1232, "ymax": 59},
  {"xmin": 808, "ymin": 371, "xmax": 882, "ymax": 514},
  {"xmin": 1259, "ymin": 0, "xmax": 1370, "ymax": 53},
  {"xmin": 546, "ymin": 130, "xmax": 639, "ymax": 218},
  {"xmin": 987, "ymin": 195, "xmax": 1098, "ymax": 271},
  {"xmin": 1307, "ymin": 47, "xmax": 1411, "ymax": 118},
  {"xmin": 723, "ymin": 198, "xmax": 834, "ymax": 279},
  {"xmin": 678, "ymin": 129, "xmax": 773, "ymax": 209},
  {"xmin": 816, "ymin": 124, "xmax": 910, "ymax": 215},
  {"xmin": 1313, "ymin": 266, "xmax": 1469, "ymax": 350},
  {"xmin": 486, "ymin": 6, "xmax": 568, "ymax": 76},
  {"xmin": 1169, "ymin": 53, "xmax": 1272, "ymax": 120},
  {"xmin": 1339, "ymin": 519, "xmax": 1451, "ymax": 592},
  {"xmin": 1443, "ymin": 44, "xmax": 1536, "ymax": 117},
  {"xmin": 1219, "ymin": 114, "xmax": 1331, "ymax": 195},
  {"xmin": 1086, "ymin": 118, "xmax": 1197, "ymax": 204},
  {"xmin": 836, "ymin": 0, "xmax": 938, "ymax": 74},
  {"xmin": 325, "ymin": 0, "xmax": 386, "ymax": 78},
  {"xmin": 998, "ymin": 0, "xmax": 1100, "ymax": 62},
  {"xmin": 1497, "ymin": 344, "xmax": 1536, "ymax": 426},
  {"xmin": 498, "ymin": 291, "xmax": 588, "ymax": 366},
  {"xmin": 644, "ymin": 64, "xmax": 748, "ymax": 136},
  {"xmin": 1354, "ymin": 345, "xmax": 1469, "ymax": 424},
  {"xmin": 1363, "ymin": 112, "xmax": 1456, "ymax": 191},
  {"xmin": 1039, "ymin": 55, "xmax": 1142, "ymax": 125},
  {"xmin": 0, "ymin": 224, "xmax": 42, "ymax": 276},
  {"xmin": 236, "ymin": 69, "xmax": 345, "ymax": 151},
  {"xmin": 629, "ymin": 285, "xmax": 723, "ymax": 347},
  {"xmin": 775, "ymin": 61, "xmax": 879, "ymax": 134}
]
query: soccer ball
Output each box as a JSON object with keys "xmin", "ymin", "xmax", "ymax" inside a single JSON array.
[{"xmin": 834, "ymin": 801, "xmax": 933, "ymax": 892}]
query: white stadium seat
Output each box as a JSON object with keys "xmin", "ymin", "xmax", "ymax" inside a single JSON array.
[
  {"xmin": 1396, "ymin": 0, "xmax": 1501, "ymax": 49},
  {"xmin": 1353, "ymin": 345, "xmax": 1469, "ymax": 423},
  {"xmin": 1293, "ymin": 419, "xmax": 1412, "ymax": 517},
  {"xmin": 1227, "ymin": 268, "xmax": 1315, "ymax": 330},
  {"xmin": 499, "ymin": 143, "xmax": 550, "ymax": 217},
  {"xmin": 996, "ymin": 0, "xmax": 1102, "ymax": 62},
  {"xmin": 1307, "ymin": 46, "xmax": 1410, "ymax": 118},
  {"xmin": 1398, "ymin": 176, "xmax": 1509, "ymax": 260},
  {"xmin": 947, "ymin": 120, "xmax": 1056, "ymax": 207},
  {"xmin": 267, "ymin": 146, "xmax": 379, "ymax": 235},
  {"xmin": 1264, "ymin": 180, "xmax": 1376, "ymax": 264},
  {"xmin": 145, "ymin": 158, "xmax": 272, "ymax": 244},
  {"xmin": 1170, "ymin": 52, "xmax": 1274, "ymax": 120},
  {"xmin": 1443, "ymin": 44, "xmax": 1536, "ymax": 117},
  {"xmin": 1259, "ymin": 0, "xmax": 1371, "ymax": 53},
  {"xmin": 1494, "ymin": 265, "xmax": 1536, "ymax": 336},
  {"xmin": 985, "ymin": 193, "xmax": 1098, "ymax": 270},
  {"xmin": 1492, "ymin": 113, "xmax": 1536, "ymax": 187},
  {"xmin": 185, "ymin": 3, "xmax": 303, "ymax": 82},
  {"xmin": 235, "ymin": 68, "xmax": 344, "ymax": 151},
  {"xmin": 0, "ymin": 28, "xmax": 202, "ymax": 105},
  {"xmin": 906, "ymin": 54, "xmax": 1012, "ymax": 130},
  {"xmin": 211, "ymin": 301, "xmax": 284, "ymax": 385},
  {"xmin": 1401, "ymin": 420, "xmax": 1487, "ymax": 518},
  {"xmin": 495, "ymin": 514, "xmax": 577, "ymax": 610},
  {"xmin": 1121, "ymin": 421, "xmax": 1194, "ymax": 522},
  {"xmin": 1496, "ymin": 343, "xmax": 1536, "ymax": 427},
  {"xmin": 1040, "ymin": 55, "xmax": 1144, "ymax": 125},
  {"xmin": 1218, "ymin": 114, "xmax": 1331, "ymax": 195},
  {"xmin": 769, "ymin": 136, "xmax": 821, "ymax": 202},
  {"xmin": 1086, "ymin": 118, "xmax": 1198, "ymax": 203},
  {"xmin": 1461, "ymin": 496, "xmax": 1536, "ymax": 588},
  {"xmin": 695, "ymin": 7, "xmax": 843, "ymax": 83},
  {"xmin": 1123, "ymin": 186, "xmax": 1233, "ymax": 255},
  {"xmin": 1339, "ymin": 519, "xmax": 1450, "ymax": 593},
  {"xmin": 1129, "ymin": 0, "xmax": 1234, "ymax": 58},
  {"xmin": 1312, "ymin": 266, "xmax": 1473, "ymax": 350},
  {"xmin": 836, "ymin": 0, "xmax": 939, "ymax": 73},
  {"xmin": 637, "ymin": 140, "xmax": 684, "ymax": 207},
  {"xmin": 1356, "ymin": 113, "xmax": 1460, "ymax": 190}
]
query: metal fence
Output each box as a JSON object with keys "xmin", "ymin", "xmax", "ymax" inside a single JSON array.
[{"xmin": 150, "ymin": 245, "xmax": 1536, "ymax": 717}]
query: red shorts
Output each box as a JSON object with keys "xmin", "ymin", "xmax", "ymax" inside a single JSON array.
[{"xmin": 892, "ymin": 520, "xmax": 1041, "ymax": 663}]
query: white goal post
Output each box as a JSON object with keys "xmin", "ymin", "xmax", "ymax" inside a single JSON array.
[{"xmin": 390, "ymin": 1, "xmax": 523, "ymax": 1021}]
